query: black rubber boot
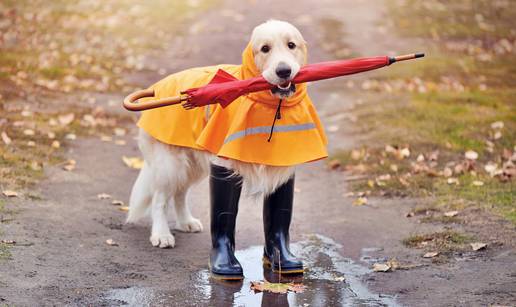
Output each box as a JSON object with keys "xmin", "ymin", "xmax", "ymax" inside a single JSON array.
[
  {"xmin": 263, "ymin": 176, "xmax": 304, "ymax": 274},
  {"xmin": 209, "ymin": 164, "xmax": 244, "ymax": 280}
]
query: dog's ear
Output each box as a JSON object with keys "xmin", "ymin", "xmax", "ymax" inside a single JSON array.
[{"xmin": 300, "ymin": 40, "xmax": 308, "ymax": 65}]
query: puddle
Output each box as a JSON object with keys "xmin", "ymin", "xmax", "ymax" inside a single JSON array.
[
  {"xmin": 104, "ymin": 286, "xmax": 157, "ymax": 306},
  {"xmin": 193, "ymin": 234, "xmax": 399, "ymax": 307}
]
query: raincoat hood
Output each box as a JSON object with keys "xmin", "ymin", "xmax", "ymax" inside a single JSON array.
[{"xmin": 241, "ymin": 43, "xmax": 308, "ymax": 107}]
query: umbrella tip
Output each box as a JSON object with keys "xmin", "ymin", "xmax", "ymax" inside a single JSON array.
[{"xmin": 415, "ymin": 52, "xmax": 425, "ymax": 58}]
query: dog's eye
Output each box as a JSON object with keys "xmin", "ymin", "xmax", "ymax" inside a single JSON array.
[
  {"xmin": 287, "ymin": 42, "xmax": 296, "ymax": 49},
  {"xmin": 261, "ymin": 45, "xmax": 270, "ymax": 53}
]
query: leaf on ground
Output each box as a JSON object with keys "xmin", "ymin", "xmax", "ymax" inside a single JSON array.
[
  {"xmin": 353, "ymin": 197, "xmax": 368, "ymax": 206},
  {"xmin": 51, "ymin": 140, "xmax": 60, "ymax": 148},
  {"xmin": 470, "ymin": 242, "xmax": 487, "ymax": 251},
  {"xmin": 447, "ymin": 178, "xmax": 459, "ymax": 185},
  {"xmin": 114, "ymin": 128, "xmax": 126, "ymax": 136},
  {"xmin": 23, "ymin": 129, "xmax": 35, "ymax": 136},
  {"xmin": 122, "ymin": 156, "xmax": 144, "ymax": 169},
  {"xmin": 250, "ymin": 281, "xmax": 305, "ymax": 294},
  {"xmin": 372, "ymin": 263, "xmax": 391, "ymax": 272},
  {"xmin": 97, "ymin": 193, "xmax": 111, "ymax": 200},
  {"xmin": 2, "ymin": 190, "xmax": 19, "ymax": 197},
  {"xmin": 423, "ymin": 251, "xmax": 439, "ymax": 258},
  {"xmin": 444, "ymin": 210, "xmax": 459, "ymax": 217},
  {"xmin": 490, "ymin": 121, "xmax": 504, "ymax": 130},
  {"xmin": 58, "ymin": 113, "xmax": 75, "ymax": 126},
  {"xmin": 111, "ymin": 200, "xmax": 124, "ymax": 206},
  {"xmin": 472, "ymin": 180, "xmax": 484, "ymax": 186},
  {"xmin": 63, "ymin": 159, "xmax": 76, "ymax": 171},
  {"xmin": 1, "ymin": 131, "xmax": 12, "ymax": 145},
  {"xmin": 118, "ymin": 206, "xmax": 129, "ymax": 212},
  {"xmin": 65, "ymin": 133, "xmax": 77, "ymax": 140},
  {"xmin": 334, "ymin": 276, "xmax": 345, "ymax": 282},
  {"xmin": 1, "ymin": 239, "xmax": 16, "ymax": 245},
  {"xmin": 465, "ymin": 150, "xmax": 478, "ymax": 160},
  {"xmin": 105, "ymin": 239, "xmax": 118, "ymax": 246}
]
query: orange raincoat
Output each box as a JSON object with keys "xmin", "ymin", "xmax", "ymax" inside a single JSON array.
[{"xmin": 137, "ymin": 44, "xmax": 328, "ymax": 166}]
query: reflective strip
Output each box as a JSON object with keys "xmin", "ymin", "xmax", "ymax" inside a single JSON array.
[
  {"xmin": 205, "ymin": 105, "xmax": 211, "ymax": 121},
  {"xmin": 224, "ymin": 123, "xmax": 316, "ymax": 144}
]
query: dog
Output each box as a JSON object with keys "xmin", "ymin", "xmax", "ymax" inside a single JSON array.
[{"xmin": 126, "ymin": 20, "xmax": 311, "ymax": 249}]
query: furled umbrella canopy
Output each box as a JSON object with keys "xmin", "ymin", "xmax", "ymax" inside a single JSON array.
[{"xmin": 123, "ymin": 53, "xmax": 424, "ymax": 111}]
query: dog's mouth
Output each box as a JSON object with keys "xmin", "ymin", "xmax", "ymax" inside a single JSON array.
[{"xmin": 270, "ymin": 82, "xmax": 296, "ymax": 98}]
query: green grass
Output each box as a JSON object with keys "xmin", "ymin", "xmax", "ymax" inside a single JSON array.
[
  {"xmin": 402, "ymin": 230, "xmax": 473, "ymax": 252},
  {"xmin": 331, "ymin": 0, "xmax": 515, "ymax": 225}
]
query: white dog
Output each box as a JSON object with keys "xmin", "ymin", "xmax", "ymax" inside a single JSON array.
[{"xmin": 126, "ymin": 20, "xmax": 309, "ymax": 249}]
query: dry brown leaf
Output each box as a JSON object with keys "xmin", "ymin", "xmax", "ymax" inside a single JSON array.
[
  {"xmin": 470, "ymin": 242, "xmax": 487, "ymax": 251},
  {"xmin": 2, "ymin": 190, "xmax": 19, "ymax": 197},
  {"xmin": 250, "ymin": 281, "xmax": 305, "ymax": 294},
  {"xmin": 58, "ymin": 113, "xmax": 75, "ymax": 126},
  {"xmin": 472, "ymin": 180, "xmax": 484, "ymax": 186},
  {"xmin": 444, "ymin": 211, "xmax": 459, "ymax": 217},
  {"xmin": 23, "ymin": 129, "xmax": 35, "ymax": 136},
  {"xmin": 106, "ymin": 239, "xmax": 118, "ymax": 246},
  {"xmin": 112, "ymin": 200, "xmax": 124, "ymax": 206},
  {"xmin": 122, "ymin": 156, "xmax": 144, "ymax": 169},
  {"xmin": 372, "ymin": 263, "xmax": 391, "ymax": 272},
  {"xmin": 1, "ymin": 131, "xmax": 12, "ymax": 145},
  {"xmin": 465, "ymin": 150, "xmax": 478, "ymax": 160},
  {"xmin": 423, "ymin": 251, "xmax": 439, "ymax": 258},
  {"xmin": 97, "ymin": 193, "xmax": 111, "ymax": 200},
  {"xmin": 353, "ymin": 197, "xmax": 368, "ymax": 206}
]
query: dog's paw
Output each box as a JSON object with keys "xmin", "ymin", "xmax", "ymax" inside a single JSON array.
[
  {"xmin": 175, "ymin": 217, "xmax": 203, "ymax": 233},
  {"xmin": 150, "ymin": 233, "xmax": 175, "ymax": 248}
]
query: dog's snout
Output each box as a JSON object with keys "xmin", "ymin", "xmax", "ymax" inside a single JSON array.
[{"xmin": 275, "ymin": 62, "xmax": 292, "ymax": 79}]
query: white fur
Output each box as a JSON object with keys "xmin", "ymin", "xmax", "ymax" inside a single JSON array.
[{"xmin": 127, "ymin": 20, "xmax": 305, "ymax": 248}]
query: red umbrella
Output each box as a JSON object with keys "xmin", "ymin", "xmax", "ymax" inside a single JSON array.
[{"xmin": 123, "ymin": 53, "xmax": 423, "ymax": 111}]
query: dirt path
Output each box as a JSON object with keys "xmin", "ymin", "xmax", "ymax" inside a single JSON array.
[{"xmin": 1, "ymin": 1, "xmax": 515, "ymax": 306}]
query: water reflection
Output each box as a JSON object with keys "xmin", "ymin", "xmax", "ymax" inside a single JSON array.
[{"xmin": 194, "ymin": 234, "xmax": 399, "ymax": 307}]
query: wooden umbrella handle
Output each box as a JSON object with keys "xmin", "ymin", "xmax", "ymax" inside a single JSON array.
[
  {"xmin": 389, "ymin": 53, "xmax": 425, "ymax": 64},
  {"xmin": 123, "ymin": 89, "xmax": 188, "ymax": 111}
]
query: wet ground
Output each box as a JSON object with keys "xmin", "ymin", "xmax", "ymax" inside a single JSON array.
[{"xmin": 1, "ymin": 0, "xmax": 515, "ymax": 306}]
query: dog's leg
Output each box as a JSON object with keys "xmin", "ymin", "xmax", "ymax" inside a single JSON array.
[
  {"xmin": 150, "ymin": 190, "xmax": 175, "ymax": 248},
  {"xmin": 127, "ymin": 162, "xmax": 152, "ymax": 223},
  {"xmin": 173, "ymin": 187, "xmax": 203, "ymax": 233}
]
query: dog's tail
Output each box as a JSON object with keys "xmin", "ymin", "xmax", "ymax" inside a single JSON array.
[{"xmin": 126, "ymin": 162, "xmax": 153, "ymax": 223}]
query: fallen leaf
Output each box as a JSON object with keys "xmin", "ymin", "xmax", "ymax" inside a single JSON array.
[
  {"xmin": 114, "ymin": 128, "xmax": 126, "ymax": 136},
  {"xmin": 97, "ymin": 193, "xmax": 111, "ymax": 200},
  {"xmin": 118, "ymin": 206, "xmax": 129, "ymax": 212},
  {"xmin": 106, "ymin": 239, "xmax": 118, "ymax": 246},
  {"xmin": 416, "ymin": 154, "xmax": 425, "ymax": 162},
  {"xmin": 327, "ymin": 159, "xmax": 341, "ymax": 170},
  {"xmin": 58, "ymin": 113, "xmax": 75, "ymax": 126},
  {"xmin": 334, "ymin": 276, "xmax": 345, "ymax": 282},
  {"xmin": 1, "ymin": 239, "xmax": 16, "ymax": 244},
  {"xmin": 2, "ymin": 190, "xmax": 18, "ymax": 197},
  {"xmin": 372, "ymin": 263, "xmax": 391, "ymax": 272},
  {"xmin": 472, "ymin": 180, "xmax": 484, "ymax": 186},
  {"xmin": 405, "ymin": 211, "xmax": 415, "ymax": 218},
  {"xmin": 447, "ymin": 178, "xmax": 459, "ymax": 185},
  {"xmin": 470, "ymin": 242, "xmax": 487, "ymax": 251},
  {"xmin": 443, "ymin": 167, "xmax": 453, "ymax": 177},
  {"xmin": 27, "ymin": 141, "xmax": 35, "ymax": 147},
  {"xmin": 250, "ymin": 281, "xmax": 305, "ymax": 294},
  {"xmin": 51, "ymin": 140, "xmax": 60, "ymax": 148},
  {"xmin": 423, "ymin": 251, "xmax": 439, "ymax": 258},
  {"xmin": 465, "ymin": 150, "xmax": 478, "ymax": 160},
  {"xmin": 494, "ymin": 131, "xmax": 502, "ymax": 140},
  {"xmin": 23, "ymin": 129, "xmax": 35, "ymax": 136},
  {"xmin": 122, "ymin": 156, "xmax": 144, "ymax": 169},
  {"xmin": 1, "ymin": 131, "xmax": 12, "ymax": 145},
  {"xmin": 65, "ymin": 133, "xmax": 76, "ymax": 140},
  {"xmin": 490, "ymin": 121, "xmax": 504, "ymax": 130},
  {"xmin": 353, "ymin": 197, "xmax": 368, "ymax": 206},
  {"xmin": 63, "ymin": 159, "xmax": 76, "ymax": 171},
  {"xmin": 444, "ymin": 211, "xmax": 459, "ymax": 217},
  {"xmin": 112, "ymin": 200, "xmax": 124, "ymax": 206}
]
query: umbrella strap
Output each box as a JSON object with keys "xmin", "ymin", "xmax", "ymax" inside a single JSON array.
[{"xmin": 267, "ymin": 99, "xmax": 283, "ymax": 142}]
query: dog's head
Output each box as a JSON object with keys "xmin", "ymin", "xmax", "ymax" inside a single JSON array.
[{"xmin": 250, "ymin": 20, "xmax": 307, "ymax": 99}]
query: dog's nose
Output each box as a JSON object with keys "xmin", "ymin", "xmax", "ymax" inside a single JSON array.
[{"xmin": 275, "ymin": 63, "xmax": 292, "ymax": 79}]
